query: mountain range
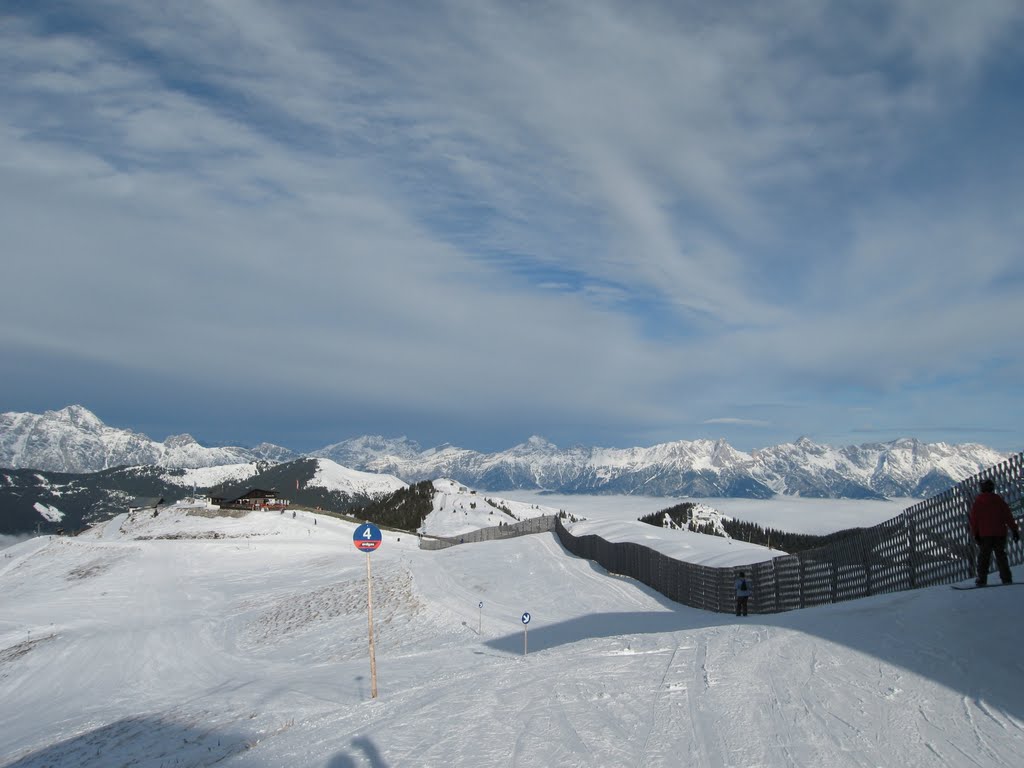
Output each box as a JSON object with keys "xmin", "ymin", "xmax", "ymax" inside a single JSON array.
[
  {"xmin": 300, "ymin": 433, "xmax": 1010, "ymax": 500},
  {"xmin": 0, "ymin": 405, "xmax": 297, "ymax": 472},
  {"xmin": 0, "ymin": 405, "xmax": 1013, "ymax": 503}
]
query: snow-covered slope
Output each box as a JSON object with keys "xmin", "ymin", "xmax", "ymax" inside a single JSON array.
[
  {"xmin": 0, "ymin": 406, "xmax": 297, "ymax": 472},
  {"xmin": 1, "ymin": 508, "xmax": 1022, "ymax": 766},
  {"xmin": 421, "ymin": 478, "xmax": 561, "ymax": 537},
  {"xmin": 307, "ymin": 459, "xmax": 407, "ymax": 497},
  {"xmin": 160, "ymin": 463, "xmax": 263, "ymax": 489}
]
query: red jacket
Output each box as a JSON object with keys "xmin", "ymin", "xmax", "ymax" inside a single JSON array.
[{"xmin": 970, "ymin": 492, "xmax": 1019, "ymax": 538}]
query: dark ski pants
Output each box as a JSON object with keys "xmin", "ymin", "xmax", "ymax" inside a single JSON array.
[
  {"xmin": 977, "ymin": 536, "xmax": 1012, "ymax": 585},
  {"xmin": 735, "ymin": 596, "xmax": 748, "ymax": 616}
]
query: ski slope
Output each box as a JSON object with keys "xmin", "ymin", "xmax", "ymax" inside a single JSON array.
[
  {"xmin": 420, "ymin": 479, "xmax": 559, "ymax": 537},
  {"xmin": 1, "ymin": 506, "xmax": 1022, "ymax": 767}
]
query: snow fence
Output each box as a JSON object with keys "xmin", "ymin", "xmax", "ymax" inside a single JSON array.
[
  {"xmin": 554, "ymin": 452, "xmax": 1024, "ymax": 614},
  {"xmin": 418, "ymin": 515, "xmax": 558, "ymax": 550}
]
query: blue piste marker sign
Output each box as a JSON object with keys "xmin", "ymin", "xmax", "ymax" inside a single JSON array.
[{"xmin": 353, "ymin": 523, "xmax": 383, "ymax": 552}]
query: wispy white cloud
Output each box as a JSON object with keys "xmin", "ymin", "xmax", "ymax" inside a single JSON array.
[
  {"xmin": 2, "ymin": 1, "xmax": 1022, "ymax": 450},
  {"xmin": 704, "ymin": 418, "xmax": 771, "ymax": 428}
]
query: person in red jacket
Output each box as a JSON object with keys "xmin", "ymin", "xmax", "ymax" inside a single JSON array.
[{"xmin": 969, "ymin": 478, "xmax": 1020, "ymax": 586}]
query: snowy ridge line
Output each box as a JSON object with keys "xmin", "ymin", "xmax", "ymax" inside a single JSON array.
[
  {"xmin": 1, "ymin": 406, "xmax": 1009, "ymax": 499},
  {"xmin": 419, "ymin": 515, "xmax": 558, "ymax": 550},
  {"xmin": 554, "ymin": 452, "xmax": 1024, "ymax": 614}
]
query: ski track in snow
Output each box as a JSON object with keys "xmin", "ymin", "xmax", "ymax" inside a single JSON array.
[{"xmin": 1, "ymin": 508, "xmax": 1024, "ymax": 767}]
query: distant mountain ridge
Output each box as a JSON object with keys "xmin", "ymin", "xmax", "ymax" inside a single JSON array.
[
  {"xmin": 0, "ymin": 405, "xmax": 1011, "ymax": 500},
  {"xmin": 317, "ymin": 434, "xmax": 1008, "ymax": 500},
  {"xmin": 0, "ymin": 406, "xmax": 298, "ymax": 472}
]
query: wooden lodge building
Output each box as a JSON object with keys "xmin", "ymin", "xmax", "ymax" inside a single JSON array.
[
  {"xmin": 128, "ymin": 497, "xmax": 165, "ymax": 514},
  {"xmin": 212, "ymin": 488, "xmax": 290, "ymax": 511}
]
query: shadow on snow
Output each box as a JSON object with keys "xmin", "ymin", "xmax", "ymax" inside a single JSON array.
[
  {"xmin": 4, "ymin": 714, "xmax": 253, "ymax": 768},
  {"xmin": 327, "ymin": 735, "xmax": 389, "ymax": 767},
  {"xmin": 484, "ymin": 556, "xmax": 1024, "ymax": 720},
  {"xmin": 4, "ymin": 715, "xmax": 392, "ymax": 768}
]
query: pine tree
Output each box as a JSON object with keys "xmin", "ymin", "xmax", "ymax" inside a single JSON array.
[{"xmin": 348, "ymin": 480, "xmax": 435, "ymax": 531}]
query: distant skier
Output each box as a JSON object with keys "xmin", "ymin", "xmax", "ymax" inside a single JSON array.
[
  {"xmin": 970, "ymin": 478, "xmax": 1020, "ymax": 586},
  {"xmin": 735, "ymin": 571, "xmax": 752, "ymax": 616}
]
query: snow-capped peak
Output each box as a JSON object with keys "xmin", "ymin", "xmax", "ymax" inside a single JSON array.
[
  {"xmin": 163, "ymin": 434, "xmax": 199, "ymax": 448},
  {"xmin": 53, "ymin": 405, "xmax": 106, "ymax": 432},
  {"xmin": 509, "ymin": 436, "xmax": 559, "ymax": 455},
  {"xmin": 0, "ymin": 406, "xmax": 287, "ymax": 473}
]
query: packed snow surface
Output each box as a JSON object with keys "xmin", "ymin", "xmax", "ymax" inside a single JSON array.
[{"xmin": 1, "ymin": 505, "xmax": 1022, "ymax": 767}]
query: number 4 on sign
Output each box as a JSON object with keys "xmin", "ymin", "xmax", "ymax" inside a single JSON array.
[{"xmin": 353, "ymin": 523, "xmax": 382, "ymax": 553}]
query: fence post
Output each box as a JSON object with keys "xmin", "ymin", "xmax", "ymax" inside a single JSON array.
[
  {"xmin": 830, "ymin": 548, "xmax": 839, "ymax": 604},
  {"xmin": 905, "ymin": 515, "xmax": 916, "ymax": 589},
  {"xmin": 681, "ymin": 563, "xmax": 691, "ymax": 609},
  {"xmin": 773, "ymin": 558, "xmax": 782, "ymax": 611},
  {"xmin": 861, "ymin": 536, "xmax": 873, "ymax": 597},
  {"xmin": 798, "ymin": 554, "xmax": 806, "ymax": 609}
]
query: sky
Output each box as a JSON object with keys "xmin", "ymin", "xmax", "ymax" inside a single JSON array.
[{"xmin": 2, "ymin": 0, "xmax": 1023, "ymax": 454}]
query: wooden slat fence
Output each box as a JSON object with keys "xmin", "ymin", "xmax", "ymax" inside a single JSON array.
[
  {"xmin": 419, "ymin": 515, "xmax": 557, "ymax": 550},
  {"xmin": 553, "ymin": 452, "xmax": 1023, "ymax": 614}
]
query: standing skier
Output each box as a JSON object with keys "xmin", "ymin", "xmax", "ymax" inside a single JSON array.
[
  {"xmin": 969, "ymin": 478, "xmax": 1020, "ymax": 586},
  {"xmin": 735, "ymin": 571, "xmax": 752, "ymax": 616}
]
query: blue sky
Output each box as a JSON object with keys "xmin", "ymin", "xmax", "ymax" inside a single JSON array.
[{"xmin": 2, "ymin": 0, "xmax": 1022, "ymax": 453}]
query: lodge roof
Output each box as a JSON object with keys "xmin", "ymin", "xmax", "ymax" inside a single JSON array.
[{"xmin": 129, "ymin": 497, "xmax": 165, "ymax": 509}]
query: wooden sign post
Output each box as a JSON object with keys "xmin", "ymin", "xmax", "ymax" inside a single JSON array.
[{"xmin": 354, "ymin": 523, "xmax": 383, "ymax": 699}]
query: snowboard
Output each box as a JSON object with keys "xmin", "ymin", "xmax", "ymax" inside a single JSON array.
[{"xmin": 951, "ymin": 582, "xmax": 1024, "ymax": 591}]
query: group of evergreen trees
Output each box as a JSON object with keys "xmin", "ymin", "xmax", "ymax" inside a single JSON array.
[
  {"xmin": 639, "ymin": 502, "xmax": 862, "ymax": 554},
  {"xmin": 347, "ymin": 480, "xmax": 435, "ymax": 532},
  {"xmin": 638, "ymin": 503, "xmax": 728, "ymax": 537},
  {"xmin": 638, "ymin": 503, "xmax": 703, "ymax": 530},
  {"xmin": 718, "ymin": 518, "xmax": 863, "ymax": 554},
  {"xmin": 484, "ymin": 498, "xmax": 514, "ymax": 517}
]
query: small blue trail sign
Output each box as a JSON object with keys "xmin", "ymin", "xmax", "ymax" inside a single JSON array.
[{"xmin": 354, "ymin": 522, "xmax": 383, "ymax": 552}]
